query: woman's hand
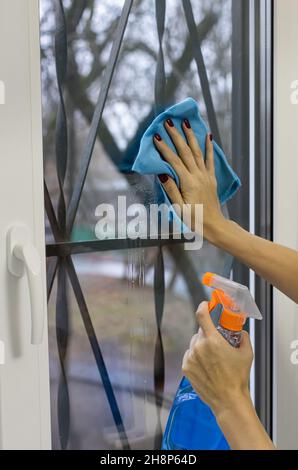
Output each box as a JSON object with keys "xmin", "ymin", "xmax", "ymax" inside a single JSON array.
[
  {"xmin": 153, "ymin": 118, "xmax": 225, "ymax": 239},
  {"xmin": 182, "ymin": 301, "xmax": 253, "ymax": 417}
]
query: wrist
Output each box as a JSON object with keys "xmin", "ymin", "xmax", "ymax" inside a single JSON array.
[
  {"xmin": 212, "ymin": 388, "xmax": 253, "ymax": 425},
  {"xmin": 212, "ymin": 389, "xmax": 275, "ymax": 450},
  {"xmin": 204, "ymin": 215, "xmax": 232, "ymax": 246}
]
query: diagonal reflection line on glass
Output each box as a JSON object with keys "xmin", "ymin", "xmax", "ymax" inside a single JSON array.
[
  {"xmin": 182, "ymin": 0, "xmax": 222, "ymax": 148},
  {"xmin": 47, "ymin": 257, "xmax": 59, "ymax": 302},
  {"xmin": 154, "ymin": 0, "xmax": 166, "ymax": 114},
  {"xmin": 65, "ymin": 256, "xmax": 131, "ymax": 450},
  {"xmin": 153, "ymin": 246, "xmax": 165, "ymax": 449},
  {"xmin": 44, "ymin": 179, "xmax": 63, "ymax": 242},
  {"xmin": 44, "ymin": 179, "xmax": 62, "ymax": 300},
  {"xmin": 66, "ymin": 0, "xmax": 133, "ymax": 234},
  {"xmin": 55, "ymin": 0, "xmax": 68, "ymax": 234},
  {"xmin": 56, "ymin": 258, "xmax": 70, "ymax": 450}
]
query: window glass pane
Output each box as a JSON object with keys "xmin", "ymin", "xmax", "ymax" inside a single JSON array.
[{"xmin": 41, "ymin": 0, "xmax": 243, "ymax": 450}]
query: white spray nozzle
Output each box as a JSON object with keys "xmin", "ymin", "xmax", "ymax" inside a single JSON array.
[{"xmin": 202, "ymin": 272, "xmax": 262, "ymax": 320}]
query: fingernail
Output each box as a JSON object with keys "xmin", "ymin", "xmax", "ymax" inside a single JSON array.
[
  {"xmin": 184, "ymin": 118, "xmax": 191, "ymax": 129},
  {"xmin": 166, "ymin": 118, "xmax": 174, "ymax": 127},
  {"xmin": 154, "ymin": 133, "xmax": 162, "ymax": 141},
  {"xmin": 209, "ymin": 133, "xmax": 213, "ymax": 141},
  {"xmin": 158, "ymin": 174, "xmax": 168, "ymax": 183}
]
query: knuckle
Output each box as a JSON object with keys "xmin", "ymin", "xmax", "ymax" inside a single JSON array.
[
  {"xmin": 162, "ymin": 149, "xmax": 173, "ymax": 160},
  {"xmin": 194, "ymin": 149, "xmax": 203, "ymax": 159},
  {"xmin": 196, "ymin": 307, "xmax": 205, "ymax": 322},
  {"xmin": 173, "ymin": 154, "xmax": 182, "ymax": 163},
  {"xmin": 179, "ymin": 140, "xmax": 189, "ymax": 151},
  {"xmin": 174, "ymin": 158, "xmax": 184, "ymax": 171},
  {"xmin": 191, "ymin": 336, "xmax": 204, "ymax": 355},
  {"xmin": 182, "ymin": 351, "xmax": 191, "ymax": 372},
  {"xmin": 182, "ymin": 365, "xmax": 190, "ymax": 377},
  {"xmin": 196, "ymin": 312, "xmax": 203, "ymax": 325},
  {"xmin": 183, "ymin": 148, "xmax": 193, "ymax": 158},
  {"xmin": 193, "ymin": 341, "xmax": 202, "ymax": 357},
  {"xmin": 191, "ymin": 334, "xmax": 200, "ymax": 348}
]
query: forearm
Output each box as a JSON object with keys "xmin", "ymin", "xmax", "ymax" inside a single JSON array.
[
  {"xmin": 214, "ymin": 392, "xmax": 275, "ymax": 450},
  {"xmin": 208, "ymin": 218, "xmax": 298, "ymax": 304}
]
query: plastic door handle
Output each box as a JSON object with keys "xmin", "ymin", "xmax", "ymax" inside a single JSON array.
[{"xmin": 7, "ymin": 225, "xmax": 44, "ymax": 345}]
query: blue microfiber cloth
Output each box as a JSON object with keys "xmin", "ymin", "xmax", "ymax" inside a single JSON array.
[{"xmin": 132, "ymin": 98, "xmax": 241, "ymax": 230}]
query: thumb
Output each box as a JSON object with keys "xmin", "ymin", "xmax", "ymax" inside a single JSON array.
[{"xmin": 196, "ymin": 301, "xmax": 217, "ymax": 337}]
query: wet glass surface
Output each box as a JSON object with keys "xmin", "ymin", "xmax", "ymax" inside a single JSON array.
[{"xmin": 41, "ymin": 0, "xmax": 235, "ymax": 450}]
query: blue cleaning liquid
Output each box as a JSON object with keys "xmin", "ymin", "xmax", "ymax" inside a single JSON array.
[
  {"xmin": 162, "ymin": 301, "xmax": 242, "ymax": 450},
  {"xmin": 162, "ymin": 376, "xmax": 230, "ymax": 450}
]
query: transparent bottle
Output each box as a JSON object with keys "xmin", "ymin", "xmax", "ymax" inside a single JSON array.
[{"xmin": 217, "ymin": 324, "xmax": 242, "ymax": 348}]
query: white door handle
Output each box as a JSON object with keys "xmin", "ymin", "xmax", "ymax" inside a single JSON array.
[{"xmin": 7, "ymin": 225, "xmax": 44, "ymax": 345}]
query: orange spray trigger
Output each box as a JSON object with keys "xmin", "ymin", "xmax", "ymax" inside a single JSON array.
[
  {"xmin": 202, "ymin": 272, "xmax": 262, "ymax": 332},
  {"xmin": 207, "ymin": 290, "xmax": 221, "ymax": 314}
]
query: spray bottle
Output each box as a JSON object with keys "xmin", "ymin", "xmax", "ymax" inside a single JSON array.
[{"xmin": 162, "ymin": 272, "xmax": 262, "ymax": 450}]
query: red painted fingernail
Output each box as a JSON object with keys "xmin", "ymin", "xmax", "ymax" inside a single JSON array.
[
  {"xmin": 158, "ymin": 174, "xmax": 168, "ymax": 183},
  {"xmin": 166, "ymin": 118, "xmax": 174, "ymax": 127},
  {"xmin": 154, "ymin": 133, "xmax": 162, "ymax": 141},
  {"xmin": 184, "ymin": 118, "xmax": 191, "ymax": 129},
  {"xmin": 209, "ymin": 133, "xmax": 213, "ymax": 141}
]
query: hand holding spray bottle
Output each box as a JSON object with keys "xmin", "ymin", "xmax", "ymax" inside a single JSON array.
[{"xmin": 162, "ymin": 272, "xmax": 262, "ymax": 450}]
